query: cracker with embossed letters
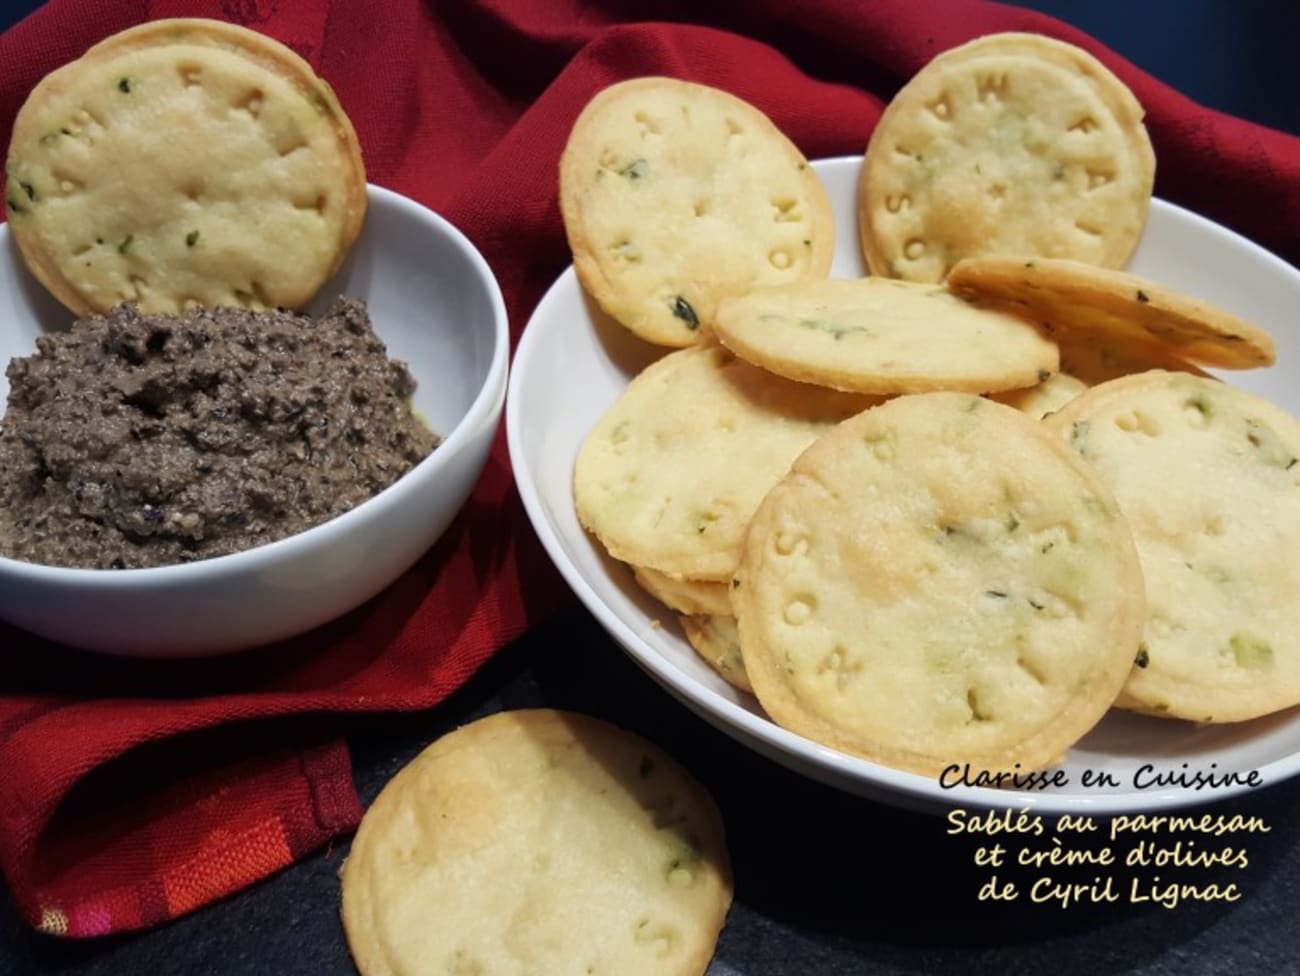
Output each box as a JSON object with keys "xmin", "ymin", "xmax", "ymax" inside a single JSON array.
[
  {"xmin": 948, "ymin": 255, "xmax": 1275, "ymax": 369},
  {"xmin": 559, "ymin": 77, "xmax": 834, "ymax": 347},
  {"xmin": 713, "ymin": 276, "xmax": 1059, "ymax": 395},
  {"xmin": 733, "ymin": 393, "xmax": 1145, "ymax": 776},
  {"xmin": 5, "ymin": 18, "xmax": 366, "ymax": 316},
  {"xmin": 574, "ymin": 342, "xmax": 876, "ymax": 581},
  {"xmin": 858, "ymin": 32, "xmax": 1154, "ymax": 282},
  {"xmin": 341, "ymin": 709, "xmax": 732, "ymax": 976},
  {"xmin": 1046, "ymin": 371, "xmax": 1300, "ymax": 723}
]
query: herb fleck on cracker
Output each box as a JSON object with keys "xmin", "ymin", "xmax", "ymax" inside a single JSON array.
[
  {"xmin": 671, "ymin": 296, "xmax": 699, "ymax": 330},
  {"xmin": 798, "ymin": 318, "xmax": 867, "ymax": 341},
  {"xmin": 1229, "ymin": 632, "xmax": 1273, "ymax": 669},
  {"xmin": 1246, "ymin": 418, "xmax": 1296, "ymax": 468},
  {"xmin": 619, "ymin": 158, "xmax": 648, "ymax": 181},
  {"xmin": 1070, "ymin": 420, "xmax": 1090, "ymax": 455}
]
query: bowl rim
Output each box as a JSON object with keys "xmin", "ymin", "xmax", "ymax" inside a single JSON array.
[
  {"xmin": 0, "ymin": 182, "xmax": 510, "ymax": 584},
  {"xmin": 505, "ymin": 154, "xmax": 1300, "ymax": 814}
]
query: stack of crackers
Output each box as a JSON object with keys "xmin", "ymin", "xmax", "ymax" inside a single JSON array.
[{"xmin": 564, "ymin": 33, "xmax": 1299, "ymax": 781}]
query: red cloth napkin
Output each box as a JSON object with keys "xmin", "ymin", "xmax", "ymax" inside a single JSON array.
[{"xmin": 1, "ymin": 0, "xmax": 1298, "ymax": 939}]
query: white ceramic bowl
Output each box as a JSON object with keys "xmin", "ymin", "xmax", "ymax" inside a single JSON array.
[
  {"xmin": 0, "ymin": 185, "xmax": 508, "ymax": 657},
  {"xmin": 508, "ymin": 155, "xmax": 1300, "ymax": 814}
]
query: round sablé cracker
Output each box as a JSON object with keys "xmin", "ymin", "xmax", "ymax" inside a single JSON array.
[
  {"xmin": 680, "ymin": 614, "xmax": 752, "ymax": 693},
  {"xmin": 5, "ymin": 18, "xmax": 366, "ymax": 316},
  {"xmin": 634, "ymin": 565, "xmax": 733, "ymax": 617},
  {"xmin": 990, "ymin": 370, "xmax": 1088, "ymax": 419},
  {"xmin": 733, "ymin": 392, "xmax": 1146, "ymax": 776},
  {"xmin": 947, "ymin": 255, "xmax": 1275, "ymax": 369},
  {"xmin": 858, "ymin": 32, "xmax": 1154, "ymax": 282},
  {"xmin": 559, "ymin": 76, "xmax": 834, "ymax": 347},
  {"xmin": 341, "ymin": 709, "xmax": 732, "ymax": 976},
  {"xmin": 712, "ymin": 276, "xmax": 1059, "ymax": 395},
  {"xmin": 575, "ymin": 342, "xmax": 875, "ymax": 580},
  {"xmin": 1045, "ymin": 371, "xmax": 1300, "ymax": 723}
]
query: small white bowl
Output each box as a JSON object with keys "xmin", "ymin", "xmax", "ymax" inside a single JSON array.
[{"xmin": 0, "ymin": 185, "xmax": 508, "ymax": 657}]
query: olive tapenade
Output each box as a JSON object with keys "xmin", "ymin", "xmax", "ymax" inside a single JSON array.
[{"xmin": 0, "ymin": 298, "xmax": 438, "ymax": 569}]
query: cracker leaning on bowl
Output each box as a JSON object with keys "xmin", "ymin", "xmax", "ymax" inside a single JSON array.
[
  {"xmin": 559, "ymin": 76, "xmax": 834, "ymax": 347},
  {"xmin": 948, "ymin": 255, "xmax": 1276, "ymax": 369},
  {"xmin": 4, "ymin": 17, "xmax": 366, "ymax": 316},
  {"xmin": 1051, "ymin": 332, "xmax": 1210, "ymax": 388},
  {"xmin": 858, "ymin": 32, "xmax": 1154, "ymax": 281}
]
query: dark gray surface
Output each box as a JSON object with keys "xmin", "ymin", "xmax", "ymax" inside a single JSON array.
[{"xmin": 4, "ymin": 609, "xmax": 1300, "ymax": 976}]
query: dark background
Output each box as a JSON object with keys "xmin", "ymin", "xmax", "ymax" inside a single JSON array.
[
  {"xmin": 2, "ymin": 2, "xmax": 1300, "ymax": 975},
  {"xmin": 2, "ymin": 0, "xmax": 1298, "ymax": 133}
]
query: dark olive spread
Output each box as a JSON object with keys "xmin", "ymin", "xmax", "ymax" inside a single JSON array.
[{"xmin": 0, "ymin": 298, "xmax": 438, "ymax": 569}]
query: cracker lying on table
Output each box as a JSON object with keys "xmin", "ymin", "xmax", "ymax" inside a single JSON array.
[
  {"xmin": 948, "ymin": 255, "xmax": 1275, "ymax": 368},
  {"xmin": 733, "ymin": 393, "xmax": 1146, "ymax": 776},
  {"xmin": 341, "ymin": 709, "xmax": 732, "ymax": 976},
  {"xmin": 681, "ymin": 614, "xmax": 752, "ymax": 693},
  {"xmin": 858, "ymin": 32, "xmax": 1154, "ymax": 282},
  {"xmin": 1046, "ymin": 371, "xmax": 1300, "ymax": 723},
  {"xmin": 559, "ymin": 76, "xmax": 834, "ymax": 346},
  {"xmin": 712, "ymin": 276, "xmax": 1059, "ymax": 395},
  {"xmin": 5, "ymin": 18, "xmax": 366, "ymax": 316},
  {"xmin": 574, "ymin": 342, "xmax": 875, "ymax": 580}
]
